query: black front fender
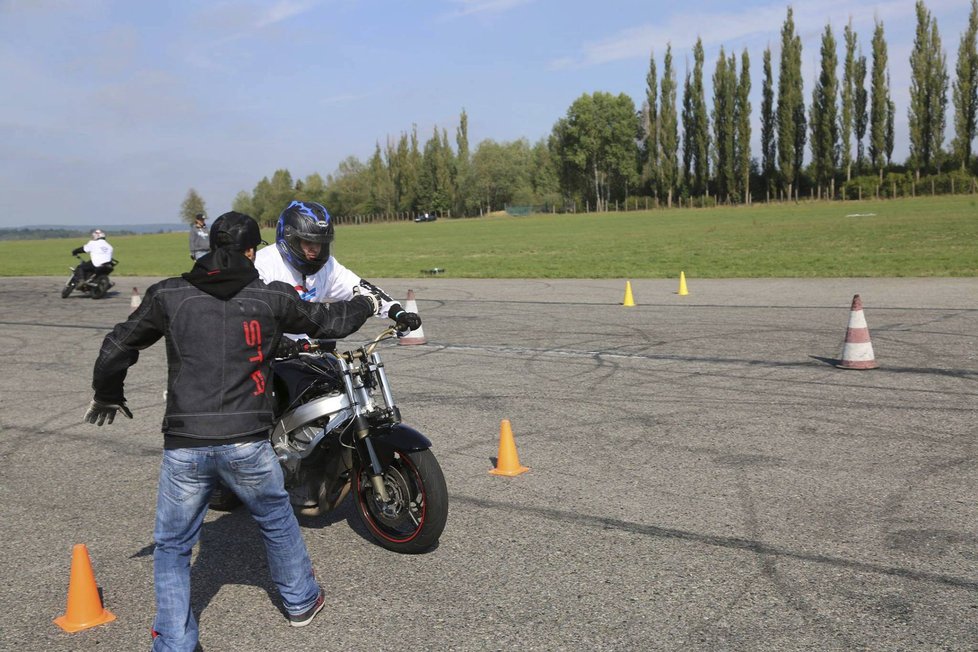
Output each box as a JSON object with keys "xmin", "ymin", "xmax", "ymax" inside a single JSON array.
[{"xmin": 368, "ymin": 423, "xmax": 432, "ymax": 467}]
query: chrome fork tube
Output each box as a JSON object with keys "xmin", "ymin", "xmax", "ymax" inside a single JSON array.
[{"xmin": 341, "ymin": 356, "xmax": 390, "ymax": 502}]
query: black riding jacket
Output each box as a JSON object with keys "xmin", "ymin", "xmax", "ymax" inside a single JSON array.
[{"xmin": 91, "ymin": 249, "xmax": 375, "ymax": 446}]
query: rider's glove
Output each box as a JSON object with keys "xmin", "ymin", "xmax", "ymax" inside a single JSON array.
[
  {"xmin": 84, "ymin": 399, "xmax": 133, "ymax": 426},
  {"xmin": 274, "ymin": 338, "xmax": 311, "ymax": 359},
  {"xmin": 390, "ymin": 310, "xmax": 422, "ymax": 333},
  {"xmin": 352, "ymin": 285, "xmax": 382, "ymax": 315},
  {"xmin": 274, "ymin": 337, "xmax": 298, "ymax": 359}
]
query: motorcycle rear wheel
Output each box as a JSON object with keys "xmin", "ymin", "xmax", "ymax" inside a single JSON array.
[
  {"xmin": 92, "ymin": 277, "xmax": 110, "ymax": 299},
  {"xmin": 354, "ymin": 449, "xmax": 448, "ymax": 554}
]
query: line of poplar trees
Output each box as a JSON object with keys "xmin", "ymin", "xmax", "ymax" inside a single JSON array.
[{"xmin": 226, "ymin": 0, "xmax": 978, "ymax": 225}]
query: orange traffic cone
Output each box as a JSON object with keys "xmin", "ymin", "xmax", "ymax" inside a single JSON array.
[
  {"xmin": 837, "ymin": 294, "xmax": 878, "ymax": 369},
  {"xmin": 130, "ymin": 287, "xmax": 141, "ymax": 309},
  {"xmin": 397, "ymin": 289, "xmax": 427, "ymax": 345},
  {"xmin": 54, "ymin": 544, "xmax": 116, "ymax": 632},
  {"xmin": 490, "ymin": 419, "xmax": 529, "ymax": 476}
]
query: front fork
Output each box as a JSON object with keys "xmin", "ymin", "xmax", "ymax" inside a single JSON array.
[{"xmin": 340, "ymin": 353, "xmax": 399, "ymax": 503}]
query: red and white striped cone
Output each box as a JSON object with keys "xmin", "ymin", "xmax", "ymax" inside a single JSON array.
[
  {"xmin": 130, "ymin": 287, "xmax": 141, "ymax": 309},
  {"xmin": 398, "ymin": 289, "xmax": 427, "ymax": 345},
  {"xmin": 837, "ymin": 294, "xmax": 878, "ymax": 369}
]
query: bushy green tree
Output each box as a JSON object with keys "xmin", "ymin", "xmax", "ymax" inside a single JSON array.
[
  {"xmin": 549, "ymin": 92, "xmax": 639, "ymax": 211},
  {"xmin": 179, "ymin": 188, "xmax": 206, "ymax": 224},
  {"xmin": 417, "ymin": 127, "xmax": 454, "ymax": 214},
  {"xmin": 468, "ymin": 138, "xmax": 533, "ymax": 213}
]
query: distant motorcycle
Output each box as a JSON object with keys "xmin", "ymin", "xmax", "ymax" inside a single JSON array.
[
  {"xmin": 62, "ymin": 254, "xmax": 117, "ymax": 299},
  {"xmin": 212, "ymin": 326, "xmax": 449, "ymax": 554}
]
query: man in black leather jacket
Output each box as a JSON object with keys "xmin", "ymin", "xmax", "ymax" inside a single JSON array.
[{"xmin": 84, "ymin": 212, "xmax": 394, "ymax": 651}]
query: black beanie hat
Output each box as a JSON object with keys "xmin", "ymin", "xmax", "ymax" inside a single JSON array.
[{"xmin": 209, "ymin": 212, "xmax": 266, "ymax": 251}]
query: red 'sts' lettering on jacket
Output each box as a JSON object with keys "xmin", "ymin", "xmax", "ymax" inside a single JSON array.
[{"xmin": 243, "ymin": 320, "xmax": 265, "ymax": 394}]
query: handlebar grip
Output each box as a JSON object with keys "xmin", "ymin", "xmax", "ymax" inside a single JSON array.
[{"xmin": 305, "ymin": 339, "xmax": 337, "ymax": 353}]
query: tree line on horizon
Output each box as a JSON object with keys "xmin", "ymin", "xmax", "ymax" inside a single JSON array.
[{"xmin": 185, "ymin": 0, "xmax": 978, "ymax": 226}]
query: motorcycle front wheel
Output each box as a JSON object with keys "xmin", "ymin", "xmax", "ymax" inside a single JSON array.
[
  {"xmin": 61, "ymin": 281, "xmax": 75, "ymax": 298},
  {"xmin": 354, "ymin": 449, "xmax": 448, "ymax": 554}
]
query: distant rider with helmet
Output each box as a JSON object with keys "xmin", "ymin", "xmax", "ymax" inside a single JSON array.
[
  {"xmin": 254, "ymin": 200, "xmax": 422, "ymax": 342},
  {"xmin": 68, "ymin": 229, "xmax": 114, "ymax": 288}
]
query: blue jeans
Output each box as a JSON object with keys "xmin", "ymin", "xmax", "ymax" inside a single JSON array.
[{"xmin": 152, "ymin": 440, "xmax": 320, "ymax": 652}]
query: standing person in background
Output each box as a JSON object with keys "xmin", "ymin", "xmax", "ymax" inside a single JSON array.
[{"xmin": 188, "ymin": 213, "xmax": 209, "ymax": 260}]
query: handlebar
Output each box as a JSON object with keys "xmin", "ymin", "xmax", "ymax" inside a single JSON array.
[{"xmin": 301, "ymin": 326, "xmax": 404, "ymax": 360}]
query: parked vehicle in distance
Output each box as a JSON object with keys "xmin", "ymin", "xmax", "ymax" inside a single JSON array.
[{"xmin": 414, "ymin": 212, "xmax": 437, "ymax": 223}]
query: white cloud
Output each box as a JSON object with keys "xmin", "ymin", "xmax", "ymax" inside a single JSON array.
[
  {"xmin": 254, "ymin": 0, "xmax": 319, "ymax": 28},
  {"xmin": 556, "ymin": 0, "xmax": 931, "ymax": 69},
  {"xmin": 444, "ymin": 0, "xmax": 534, "ymax": 18}
]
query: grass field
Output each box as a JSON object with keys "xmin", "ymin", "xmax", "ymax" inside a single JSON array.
[{"xmin": 2, "ymin": 195, "xmax": 976, "ymax": 278}]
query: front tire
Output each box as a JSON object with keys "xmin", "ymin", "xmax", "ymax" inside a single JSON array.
[{"xmin": 354, "ymin": 449, "xmax": 448, "ymax": 554}]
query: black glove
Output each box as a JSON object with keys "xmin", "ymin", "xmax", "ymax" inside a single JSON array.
[
  {"xmin": 391, "ymin": 310, "xmax": 422, "ymax": 333},
  {"xmin": 84, "ymin": 399, "xmax": 133, "ymax": 426},
  {"xmin": 274, "ymin": 338, "xmax": 311, "ymax": 359}
]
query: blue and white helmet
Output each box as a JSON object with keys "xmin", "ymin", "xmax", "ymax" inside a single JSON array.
[{"xmin": 276, "ymin": 201, "xmax": 334, "ymax": 276}]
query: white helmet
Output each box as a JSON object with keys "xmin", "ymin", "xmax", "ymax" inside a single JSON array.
[{"xmin": 91, "ymin": 229, "xmax": 106, "ymax": 240}]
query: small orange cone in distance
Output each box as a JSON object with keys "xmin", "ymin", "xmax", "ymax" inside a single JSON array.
[
  {"xmin": 490, "ymin": 419, "xmax": 529, "ymax": 476},
  {"xmin": 622, "ymin": 281, "xmax": 636, "ymax": 307},
  {"xmin": 54, "ymin": 544, "xmax": 116, "ymax": 633},
  {"xmin": 678, "ymin": 271, "xmax": 689, "ymax": 296}
]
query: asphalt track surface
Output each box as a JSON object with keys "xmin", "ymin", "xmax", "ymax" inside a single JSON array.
[{"xmin": 1, "ymin": 275, "xmax": 976, "ymax": 651}]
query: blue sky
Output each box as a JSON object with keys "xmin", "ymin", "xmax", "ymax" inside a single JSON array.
[{"xmin": 0, "ymin": 0, "xmax": 970, "ymax": 228}]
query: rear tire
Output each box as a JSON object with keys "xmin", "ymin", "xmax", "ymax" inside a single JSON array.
[
  {"xmin": 92, "ymin": 276, "xmax": 110, "ymax": 299},
  {"xmin": 354, "ymin": 448, "xmax": 448, "ymax": 554}
]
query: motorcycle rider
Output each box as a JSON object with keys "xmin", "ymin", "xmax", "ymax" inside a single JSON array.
[
  {"xmin": 68, "ymin": 229, "xmax": 113, "ymax": 288},
  {"xmin": 83, "ymin": 211, "xmax": 391, "ymax": 651},
  {"xmin": 254, "ymin": 200, "xmax": 422, "ymax": 341}
]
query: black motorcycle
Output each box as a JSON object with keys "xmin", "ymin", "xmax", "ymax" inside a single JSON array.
[
  {"xmin": 62, "ymin": 255, "xmax": 117, "ymax": 299},
  {"xmin": 212, "ymin": 326, "xmax": 448, "ymax": 554}
]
